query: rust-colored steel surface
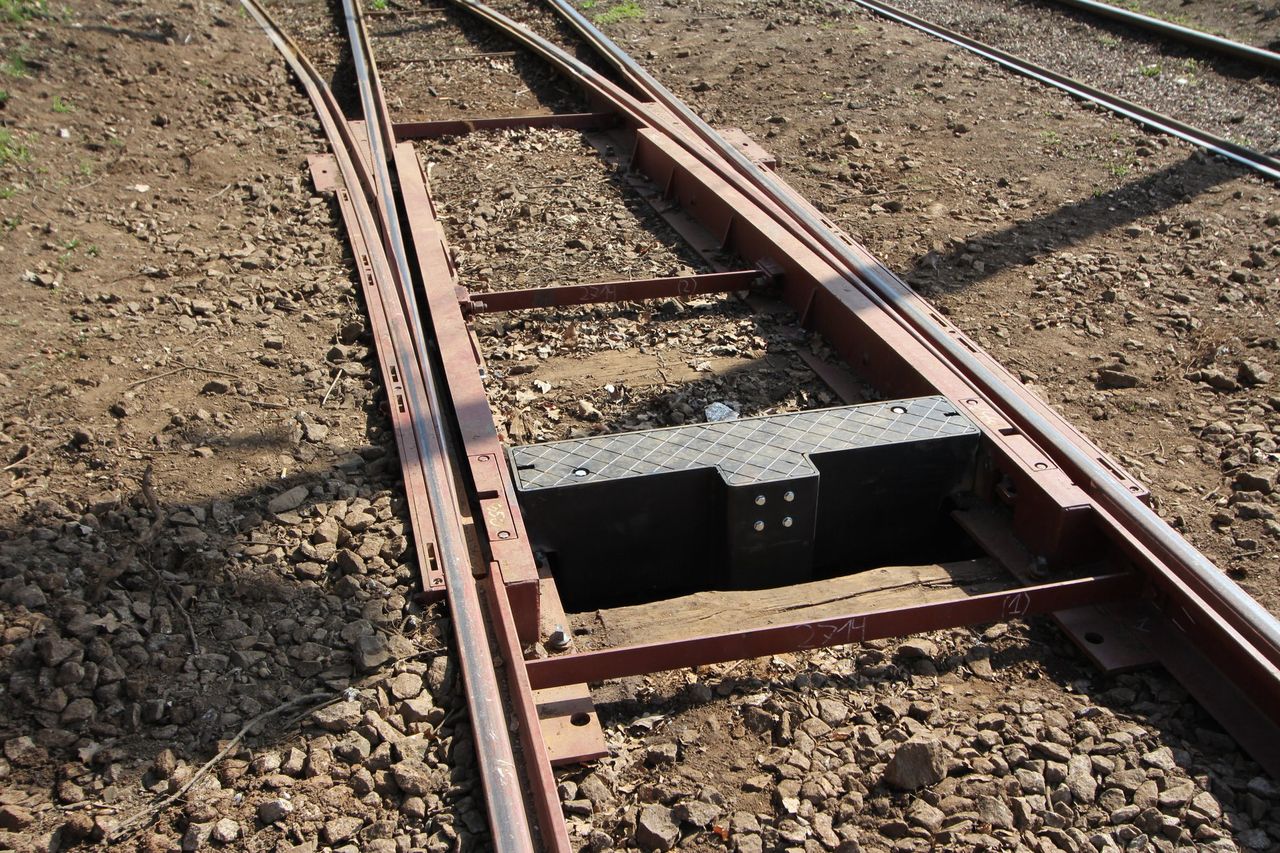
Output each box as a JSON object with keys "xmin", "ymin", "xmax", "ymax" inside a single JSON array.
[
  {"xmin": 392, "ymin": 111, "xmax": 616, "ymax": 140},
  {"xmin": 463, "ymin": 269, "xmax": 763, "ymax": 313},
  {"xmin": 243, "ymin": 0, "xmax": 1280, "ymax": 846},
  {"xmin": 526, "ymin": 573, "xmax": 1138, "ymax": 690}
]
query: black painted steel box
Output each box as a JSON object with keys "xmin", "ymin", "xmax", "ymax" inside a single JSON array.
[{"xmin": 508, "ymin": 396, "xmax": 980, "ymax": 610}]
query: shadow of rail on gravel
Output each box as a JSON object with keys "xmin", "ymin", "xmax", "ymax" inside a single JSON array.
[
  {"xmin": 0, "ymin": 444, "xmax": 457, "ymax": 848},
  {"xmin": 903, "ymin": 153, "xmax": 1251, "ymax": 294}
]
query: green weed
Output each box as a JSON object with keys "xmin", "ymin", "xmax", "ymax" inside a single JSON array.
[
  {"xmin": 594, "ymin": 0, "xmax": 643, "ymax": 25},
  {"xmin": 1139, "ymin": 63, "xmax": 1161, "ymax": 78},
  {"xmin": 0, "ymin": 0, "xmax": 48, "ymax": 23},
  {"xmin": 51, "ymin": 94, "xmax": 71, "ymax": 113},
  {"xmin": 3, "ymin": 53, "xmax": 27, "ymax": 78},
  {"xmin": 0, "ymin": 185, "xmax": 16, "ymax": 199},
  {"xmin": 369, "ymin": 0, "xmax": 387, "ymax": 9},
  {"xmin": 0, "ymin": 128, "xmax": 29, "ymax": 166},
  {"xmin": 1109, "ymin": 163, "xmax": 1131, "ymax": 178}
]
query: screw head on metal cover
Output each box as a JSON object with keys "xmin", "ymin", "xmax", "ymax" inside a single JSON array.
[{"xmin": 753, "ymin": 520, "xmax": 765, "ymax": 531}]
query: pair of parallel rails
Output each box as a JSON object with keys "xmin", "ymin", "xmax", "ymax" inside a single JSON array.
[{"xmin": 240, "ymin": 0, "xmax": 1280, "ymax": 849}]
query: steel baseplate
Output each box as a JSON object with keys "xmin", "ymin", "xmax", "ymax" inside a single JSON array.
[{"xmin": 509, "ymin": 396, "xmax": 981, "ymax": 610}]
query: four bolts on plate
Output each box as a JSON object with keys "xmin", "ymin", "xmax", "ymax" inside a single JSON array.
[{"xmin": 754, "ymin": 491, "xmax": 797, "ymax": 531}]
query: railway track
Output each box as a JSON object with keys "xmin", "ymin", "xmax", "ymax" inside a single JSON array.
[
  {"xmin": 862, "ymin": 0, "xmax": 1280, "ymax": 180},
  {"xmin": 238, "ymin": 0, "xmax": 1280, "ymax": 849}
]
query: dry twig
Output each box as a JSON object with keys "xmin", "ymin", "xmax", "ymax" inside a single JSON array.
[{"xmin": 110, "ymin": 691, "xmax": 337, "ymax": 842}]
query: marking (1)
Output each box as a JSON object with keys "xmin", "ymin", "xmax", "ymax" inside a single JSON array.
[{"xmin": 1001, "ymin": 591, "xmax": 1031, "ymax": 620}]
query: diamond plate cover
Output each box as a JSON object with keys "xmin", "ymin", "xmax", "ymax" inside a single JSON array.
[{"xmin": 509, "ymin": 396, "xmax": 976, "ymax": 490}]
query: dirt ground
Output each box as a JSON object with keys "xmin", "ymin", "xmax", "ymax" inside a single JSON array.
[{"xmin": 0, "ymin": 0, "xmax": 1277, "ymax": 851}]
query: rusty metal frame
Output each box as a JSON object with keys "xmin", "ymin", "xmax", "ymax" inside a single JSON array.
[
  {"xmin": 526, "ymin": 572, "xmax": 1138, "ymax": 689},
  {"xmin": 491, "ymin": 0, "xmax": 1280, "ymax": 776},
  {"xmin": 462, "ymin": 268, "xmax": 763, "ymax": 313},
  {"xmin": 245, "ymin": 0, "xmax": 1280, "ymax": 847},
  {"xmin": 393, "ymin": 111, "xmax": 616, "ymax": 140}
]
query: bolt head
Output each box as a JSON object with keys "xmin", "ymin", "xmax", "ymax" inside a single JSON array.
[
  {"xmin": 753, "ymin": 520, "xmax": 765, "ymax": 532},
  {"xmin": 782, "ymin": 516, "xmax": 793, "ymax": 527},
  {"xmin": 783, "ymin": 490, "xmax": 795, "ymax": 502},
  {"xmin": 754, "ymin": 495, "xmax": 766, "ymax": 506}
]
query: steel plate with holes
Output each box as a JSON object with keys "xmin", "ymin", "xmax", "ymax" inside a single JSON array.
[{"xmin": 509, "ymin": 397, "xmax": 981, "ymax": 609}]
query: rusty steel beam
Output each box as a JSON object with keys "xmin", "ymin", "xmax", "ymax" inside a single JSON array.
[
  {"xmin": 392, "ymin": 111, "xmax": 615, "ymax": 140},
  {"xmin": 526, "ymin": 573, "xmax": 1139, "ymax": 690},
  {"xmin": 242, "ymin": 0, "xmax": 556, "ymax": 849},
  {"xmin": 337, "ymin": 0, "xmax": 552, "ymax": 848},
  {"xmin": 453, "ymin": 0, "xmax": 1280, "ymax": 775},
  {"xmin": 307, "ymin": 154, "xmax": 446, "ymax": 597},
  {"xmin": 463, "ymin": 269, "xmax": 762, "ymax": 313}
]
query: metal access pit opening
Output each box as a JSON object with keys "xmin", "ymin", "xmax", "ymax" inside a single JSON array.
[{"xmin": 509, "ymin": 396, "xmax": 989, "ymax": 612}]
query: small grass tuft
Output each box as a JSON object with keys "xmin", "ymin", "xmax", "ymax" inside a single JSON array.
[
  {"xmin": 0, "ymin": 0, "xmax": 47, "ymax": 23},
  {"xmin": 51, "ymin": 94, "xmax": 71, "ymax": 113},
  {"xmin": 3, "ymin": 52, "xmax": 27, "ymax": 78},
  {"xmin": 369, "ymin": 0, "xmax": 387, "ymax": 10},
  {"xmin": 0, "ymin": 128, "xmax": 29, "ymax": 166},
  {"xmin": 1139, "ymin": 63, "xmax": 1162, "ymax": 78},
  {"xmin": 594, "ymin": 0, "xmax": 643, "ymax": 25}
]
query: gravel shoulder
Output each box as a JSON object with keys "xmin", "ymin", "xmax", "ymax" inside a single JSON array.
[
  {"xmin": 0, "ymin": 1, "xmax": 471, "ymax": 850},
  {"xmin": 883, "ymin": 0, "xmax": 1280, "ymax": 152}
]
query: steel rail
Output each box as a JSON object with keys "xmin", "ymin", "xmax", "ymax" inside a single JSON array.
[
  {"xmin": 517, "ymin": 0, "xmax": 1280, "ymax": 771},
  {"xmin": 840, "ymin": 0, "xmax": 1280, "ymax": 181},
  {"xmin": 237, "ymin": 0, "xmax": 538, "ymax": 849},
  {"xmin": 1037, "ymin": 0, "xmax": 1280, "ymax": 72},
  {"xmin": 434, "ymin": 0, "xmax": 1280, "ymax": 703},
  {"xmin": 538, "ymin": 0, "xmax": 1280, "ymax": 663},
  {"xmin": 337, "ymin": 1, "xmax": 537, "ymax": 849},
  {"xmin": 529, "ymin": 0, "xmax": 1280, "ymax": 669}
]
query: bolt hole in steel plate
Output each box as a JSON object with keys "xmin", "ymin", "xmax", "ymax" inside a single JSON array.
[
  {"xmin": 1085, "ymin": 632, "xmax": 1105, "ymax": 645},
  {"xmin": 569, "ymin": 712, "xmax": 591, "ymax": 727},
  {"xmin": 891, "ymin": 405, "xmax": 907, "ymax": 414}
]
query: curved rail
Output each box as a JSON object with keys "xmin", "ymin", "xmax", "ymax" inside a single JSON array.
[
  {"xmin": 236, "ymin": 0, "xmax": 540, "ymax": 849},
  {"xmin": 335, "ymin": 1, "xmax": 538, "ymax": 849},
  {"xmin": 1040, "ymin": 0, "xmax": 1280, "ymax": 72},
  {"xmin": 534, "ymin": 0, "xmax": 1280, "ymax": 661},
  {"xmin": 837, "ymin": 0, "xmax": 1280, "ymax": 181},
  {"xmin": 516, "ymin": 0, "xmax": 1280, "ymax": 769}
]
